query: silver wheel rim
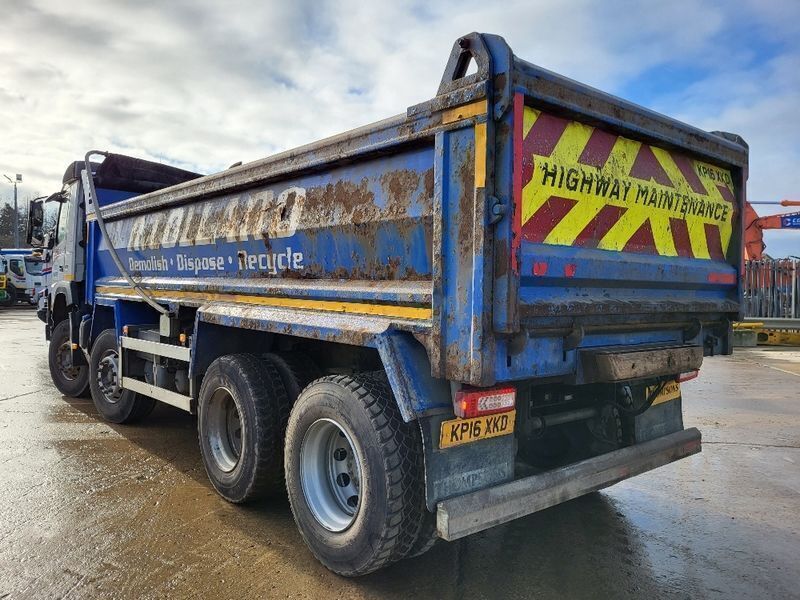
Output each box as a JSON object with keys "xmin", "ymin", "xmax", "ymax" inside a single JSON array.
[
  {"xmin": 300, "ymin": 418, "xmax": 362, "ymax": 532},
  {"xmin": 96, "ymin": 349, "xmax": 122, "ymax": 403},
  {"xmin": 206, "ymin": 387, "xmax": 243, "ymax": 473},
  {"xmin": 57, "ymin": 341, "xmax": 82, "ymax": 381}
]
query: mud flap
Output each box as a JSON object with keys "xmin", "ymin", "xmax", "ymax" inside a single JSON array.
[
  {"xmin": 633, "ymin": 398, "xmax": 684, "ymax": 443},
  {"xmin": 418, "ymin": 412, "xmax": 515, "ymax": 511}
]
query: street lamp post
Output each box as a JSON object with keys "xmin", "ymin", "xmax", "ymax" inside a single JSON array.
[{"xmin": 3, "ymin": 173, "xmax": 22, "ymax": 248}]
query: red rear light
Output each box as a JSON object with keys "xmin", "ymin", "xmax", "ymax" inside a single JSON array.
[
  {"xmin": 454, "ymin": 386, "xmax": 516, "ymax": 418},
  {"xmin": 676, "ymin": 370, "xmax": 699, "ymax": 383}
]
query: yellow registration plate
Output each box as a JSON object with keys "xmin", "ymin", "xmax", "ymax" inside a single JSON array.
[
  {"xmin": 439, "ymin": 410, "xmax": 516, "ymax": 449},
  {"xmin": 648, "ymin": 381, "xmax": 681, "ymax": 406}
]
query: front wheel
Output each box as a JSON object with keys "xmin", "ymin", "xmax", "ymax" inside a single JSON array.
[
  {"xmin": 89, "ymin": 329, "xmax": 155, "ymax": 423},
  {"xmin": 0, "ymin": 286, "xmax": 14, "ymax": 307},
  {"xmin": 284, "ymin": 374, "xmax": 426, "ymax": 576},
  {"xmin": 48, "ymin": 319, "xmax": 89, "ymax": 397}
]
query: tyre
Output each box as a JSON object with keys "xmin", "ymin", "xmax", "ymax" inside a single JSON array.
[
  {"xmin": 89, "ymin": 329, "xmax": 155, "ymax": 423},
  {"xmin": 406, "ymin": 509, "xmax": 438, "ymax": 559},
  {"xmin": 198, "ymin": 354, "xmax": 288, "ymax": 503},
  {"xmin": 48, "ymin": 319, "xmax": 89, "ymax": 397},
  {"xmin": 0, "ymin": 286, "xmax": 14, "ymax": 307},
  {"xmin": 262, "ymin": 351, "xmax": 321, "ymax": 432},
  {"xmin": 262, "ymin": 352, "xmax": 321, "ymax": 403},
  {"xmin": 284, "ymin": 374, "xmax": 426, "ymax": 576}
]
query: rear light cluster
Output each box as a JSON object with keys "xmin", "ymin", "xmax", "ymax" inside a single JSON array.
[
  {"xmin": 454, "ymin": 386, "xmax": 516, "ymax": 418},
  {"xmin": 676, "ymin": 370, "xmax": 699, "ymax": 383}
]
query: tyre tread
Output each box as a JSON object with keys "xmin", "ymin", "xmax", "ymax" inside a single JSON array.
[{"xmin": 295, "ymin": 373, "xmax": 425, "ymax": 575}]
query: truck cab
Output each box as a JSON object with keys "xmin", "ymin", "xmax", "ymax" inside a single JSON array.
[
  {"xmin": 0, "ymin": 258, "xmax": 8, "ymax": 306},
  {"xmin": 0, "ymin": 250, "xmax": 46, "ymax": 305},
  {"xmin": 28, "ymin": 159, "xmax": 200, "ymax": 336}
]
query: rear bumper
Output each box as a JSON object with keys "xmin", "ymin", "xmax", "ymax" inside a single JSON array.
[{"xmin": 436, "ymin": 427, "xmax": 701, "ymax": 541}]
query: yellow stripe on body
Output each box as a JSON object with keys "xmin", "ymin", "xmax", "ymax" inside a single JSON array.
[
  {"xmin": 95, "ymin": 286, "xmax": 432, "ymax": 320},
  {"xmin": 474, "ymin": 122, "xmax": 487, "ymax": 188},
  {"xmin": 441, "ymin": 99, "xmax": 488, "ymax": 125}
]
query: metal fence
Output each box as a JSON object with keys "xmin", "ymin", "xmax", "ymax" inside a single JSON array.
[{"xmin": 743, "ymin": 259, "xmax": 799, "ymax": 319}]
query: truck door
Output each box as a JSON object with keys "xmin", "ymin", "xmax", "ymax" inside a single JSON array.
[
  {"xmin": 8, "ymin": 258, "xmax": 25, "ymax": 291},
  {"xmin": 50, "ymin": 181, "xmax": 84, "ymax": 286}
]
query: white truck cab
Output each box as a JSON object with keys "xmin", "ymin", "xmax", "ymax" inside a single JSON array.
[{"xmin": 0, "ymin": 252, "xmax": 47, "ymax": 305}]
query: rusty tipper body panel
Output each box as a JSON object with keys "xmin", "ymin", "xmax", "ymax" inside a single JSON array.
[{"xmin": 37, "ymin": 33, "xmax": 746, "ymax": 575}]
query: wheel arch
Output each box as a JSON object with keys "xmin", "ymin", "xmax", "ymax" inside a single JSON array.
[{"xmin": 374, "ymin": 331, "xmax": 451, "ymax": 422}]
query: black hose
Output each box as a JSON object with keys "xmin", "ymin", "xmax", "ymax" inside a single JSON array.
[
  {"xmin": 611, "ymin": 380, "xmax": 668, "ymax": 417},
  {"xmin": 83, "ymin": 151, "xmax": 168, "ymax": 316}
]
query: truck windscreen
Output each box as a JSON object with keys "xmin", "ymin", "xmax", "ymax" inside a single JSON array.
[{"xmin": 24, "ymin": 258, "xmax": 44, "ymax": 275}]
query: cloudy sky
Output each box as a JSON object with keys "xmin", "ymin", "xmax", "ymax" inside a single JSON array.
[{"xmin": 0, "ymin": 0, "xmax": 798, "ymax": 255}]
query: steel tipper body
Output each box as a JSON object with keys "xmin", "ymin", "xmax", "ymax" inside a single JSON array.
[{"xmin": 32, "ymin": 33, "xmax": 746, "ymax": 576}]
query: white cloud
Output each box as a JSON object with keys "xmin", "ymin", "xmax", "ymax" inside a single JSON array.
[{"xmin": 0, "ymin": 0, "xmax": 797, "ymax": 255}]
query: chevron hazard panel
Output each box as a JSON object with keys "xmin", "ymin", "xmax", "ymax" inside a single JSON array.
[{"xmin": 514, "ymin": 105, "xmax": 736, "ymax": 261}]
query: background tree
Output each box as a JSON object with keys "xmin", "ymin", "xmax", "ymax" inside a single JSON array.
[{"xmin": 0, "ymin": 203, "xmax": 30, "ymax": 249}]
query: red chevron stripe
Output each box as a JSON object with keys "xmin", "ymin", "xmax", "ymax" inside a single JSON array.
[
  {"xmin": 623, "ymin": 220, "xmax": 657, "ymax": 254},
  {"xmin": 574, "ymin": 204, "xmax": 626, "ymax": 248},
  {"xmin": 705, "ymin": 223, "xmax": 725, "ymax": 261},
  {"xmin": 578, "ymin": 129, "xmax": 618, "ymax": 168},
  {"xmin": 669, "ymin": 152, "xmax": 706, "ymax": 194},
  {"xmin": 629, "ymin": 144, "xmax": 673, "ymax": 187},
  {"xmin": 670, "ymin": 217, "xmax": 694, "ymax": 258},
  {"xmin": 521, "ymin": 196, "xmax": 577, "ymax": 243},
  {"xmin": 521, "ymin": 113, "xmax": 570, "ymax": 185},
  {"xmin": 716, "ymin": 184, "xmax": 735, "ymax": 204}
]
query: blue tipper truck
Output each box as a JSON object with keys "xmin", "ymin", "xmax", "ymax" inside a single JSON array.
[{"xmin": 28, "ymin": 33, "xmax": 747, "ymax": 576}]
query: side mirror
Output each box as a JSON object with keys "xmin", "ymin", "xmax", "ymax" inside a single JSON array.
[{"xmin": 27, "ymin": 199, "xmax": 44, "ymax": 247}]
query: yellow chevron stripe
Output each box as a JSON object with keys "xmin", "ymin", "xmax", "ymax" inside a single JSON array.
[
  {"xmin": 95, "ymin": 286, "xmax": 432, "ymax": 320},
  {"xmin": 519, "ymin": 106, "xmax": 736, "ymax": 259}
]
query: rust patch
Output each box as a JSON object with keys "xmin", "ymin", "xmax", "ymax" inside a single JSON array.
[
  {"xmin": 495, "ymin": 240, "xmax": 508, "ymax": 278},
  {"xmin": 379, "ymin": 169, "xmax": 419, "ymax": 218},
  {"xmin": 305, "ymin": 178, "xmax": 376, "ymax": 226},
  {"xmin": 422, "ymin": 167, "xmax": 434, "ymax": 207},
  {"xmin": 458, "ymin": 147, "xmax": 476, "ymax": 260}
]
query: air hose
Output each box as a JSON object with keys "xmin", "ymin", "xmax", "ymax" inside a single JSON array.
[{"xmin": 83, "ymin": 150, "xmax": 168, "ymax": 316}]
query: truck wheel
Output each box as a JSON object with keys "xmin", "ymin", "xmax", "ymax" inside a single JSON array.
[
  {"xmin": 48, "ymin": 319, "xmax": 89, "ymax": 397},
  {"xmin": 198, "ymin": 354, "xmax": 288, "ymax": 503},
  {"xmin": 406, "ymin": 510, "xmax": 438, "ymax": 559},
  {"xmin": 262, "ymin": 352, "xmax": 321, "ymax": 430},
  {"xmin": 263, "ymin": 352, "xmax": 321, "ymax": 403},
  {"xmin": 284, "ymin": 374, "xmax": 425, "ymax": 576},
  {"xmin": 0, "ymin": 286, "xmax": 14, "ymax": 307},
  {"xmin": 89, "ymin": 329, "xmax": 155, "ymax": 423}
]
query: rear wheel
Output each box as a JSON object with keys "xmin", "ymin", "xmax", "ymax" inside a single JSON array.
[
  {"xmin": 198, "ymin": 354, "xmax": 288, "ymax": 503},
  {"xmin": 284, "ymin": 374, "xmax": 426, "ymax": 576},
  {"xmin": 89, "ymin": 329, "xmax": 155, "ymax": 423},
  {"xmin": 262, "ymin": 352, "xmax": 321, "ymax": 433},
  {"xmin": 48, "ymin": 319, "xmax": 89, "ymax": 397}
]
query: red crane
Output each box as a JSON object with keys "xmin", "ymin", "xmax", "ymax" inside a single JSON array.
[{"xmin": 744, "ymin": 200, "xmax": 800, "ymax": 260}]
